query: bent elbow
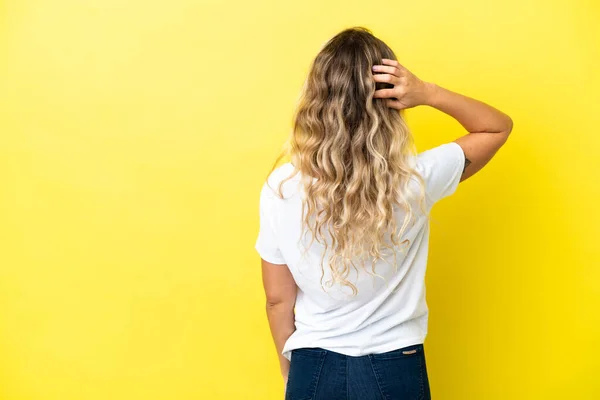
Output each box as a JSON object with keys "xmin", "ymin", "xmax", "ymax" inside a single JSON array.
[{"xmin": 504, "ymin": 115, "xmax": 514, "ymax": 135}]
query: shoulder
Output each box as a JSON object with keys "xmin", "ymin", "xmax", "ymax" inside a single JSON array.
[
  {"xmin": 260, "ymin": 162, "xmax": 302, "ymax": 200},
  {"xmin": 415, "ymin": 142, "xmax": 464, "ymax": 172},
  {"xmin": 413, "ymin": 142, "xmax": 466, "ymax": 205}
]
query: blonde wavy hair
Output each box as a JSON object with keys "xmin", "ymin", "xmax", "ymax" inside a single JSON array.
[{"xmin": 265, "ymin": 27, "xmax": 427, "ymax": 296}]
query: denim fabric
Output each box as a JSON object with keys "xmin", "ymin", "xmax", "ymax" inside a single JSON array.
[{"xmin": 285, "ymin": 343, "xmax": 431, "ymax": 400}]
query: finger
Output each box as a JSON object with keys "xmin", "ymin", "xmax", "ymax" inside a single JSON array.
[
  {"xmin": 372, "ymin": 73, "xmax": 399, "ymax": 85},
  {"xmin": 386, "ymin": 99, "xmax": 406, "ymax": 110},
  {"xmin": 373, "ymin": 88, "xmax": 396, "ymax": 99},
  {"xmin": 381, "ymin": 58, "xmax": 403, "ymax": 68},
  {"xmin": 381, "ymin": 59, "xmax": 407, "ymax": 74},
  {"xmin": 372, "ymin": 65, "xmax": 401, "ymax": 77}
]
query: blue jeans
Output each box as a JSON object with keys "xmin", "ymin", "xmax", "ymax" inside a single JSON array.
[{"xmin": 285, "ymin": 343, "xmax": 431, "ymax": 400}]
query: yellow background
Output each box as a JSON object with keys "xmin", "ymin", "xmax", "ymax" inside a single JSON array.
[{"xmin": 0, "ymin": 0, "xmax": 598, "ymax": 399}]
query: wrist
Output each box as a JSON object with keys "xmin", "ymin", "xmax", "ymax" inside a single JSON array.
[{"xmin": 422, "ymin": 81, "xmax": 440, "ymax": 107}]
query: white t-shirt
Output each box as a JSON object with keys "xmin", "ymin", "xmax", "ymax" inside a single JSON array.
[{"xmin": 255, "ymin": 142, "xmax": 465, "ymax": 361}]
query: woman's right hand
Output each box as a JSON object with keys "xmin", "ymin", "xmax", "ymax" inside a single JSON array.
[{"xmin": 371, "ymin": 59, "xmax": 434, "ymax": 110}]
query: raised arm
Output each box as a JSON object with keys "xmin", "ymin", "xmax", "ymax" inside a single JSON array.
[
  {"xmin": 372, "ymin": 58, "xmax": 513, "ymax": 182},
  {"xmin": 423, "ymin": 83, "xmax": 513, "ymax": 181}
]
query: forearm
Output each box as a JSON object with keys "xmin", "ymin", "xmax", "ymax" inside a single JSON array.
[
  {"xmin": 265, "ymin": 302, "xmax": 296, "ymax": 379},
  {"xmin": 423, "ymin": 83, "xmax": 513, "ymax": 135}
]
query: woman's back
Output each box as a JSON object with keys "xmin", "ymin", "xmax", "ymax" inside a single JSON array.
[{"xmin": 255, "ymin": 142, "xmax": 466, "ymax": 361}]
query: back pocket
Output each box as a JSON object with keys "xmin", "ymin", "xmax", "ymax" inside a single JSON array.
[
  {"xmin": 370, "ymin": 343, "xmax": 423, "ymax": 361},
  {"xmin": 369, "ymin": 344, "xmax": 426, "ymax": 400},
  {"xmin": 285, "ymin": 348, "xmax": 326, "ymax": 400}
]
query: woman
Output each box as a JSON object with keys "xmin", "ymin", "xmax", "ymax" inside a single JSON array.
[{"xmin": 255, "ymin": 27, "xmax": 512, "ymax": 400}]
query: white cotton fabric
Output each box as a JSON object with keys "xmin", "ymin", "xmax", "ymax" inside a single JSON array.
[{"xmin": 255, "ymin": 142, "xmax": 465, "ymax": 361}]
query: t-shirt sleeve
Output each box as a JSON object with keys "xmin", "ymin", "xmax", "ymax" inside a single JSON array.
[
  {"xmin": 254, "ymin": 182, "xmax": 287, "ymax": 265},
  {"xmin": 416, "ymin": 142, "xmax": 466, "ymax": 206}
]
